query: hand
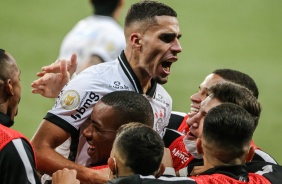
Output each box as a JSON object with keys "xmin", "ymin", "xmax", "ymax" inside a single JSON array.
[
  {"xmin": 31, "ymin": 54, "xmax": 77, "ymax": 98},
  {"xmin": 161, "ymin": 148, "xmax": 173, "ymax": 167},
  {"xmin": 190, "ymin": 165, "xmax": 206, "ymax": 176},
  {"xmin": 37, "ymin": 54, "xmax": 77, "ymax": 78},
  {"xmin": 52, "ymin": 168, "xmax": 80, "ymax": 184}
]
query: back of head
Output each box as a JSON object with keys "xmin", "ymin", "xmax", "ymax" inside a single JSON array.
[
  {"xmin": 100, "ymin": 91, "xmax": 154, "ymax": 127},
  {"xmin": 90, "ymin": 0, "xmax": 120, "ymax": 16},
  {"xmin": 209, "ymin": 81, "xmax": 261, "ymax": 128},
  {"xmin": 114, "ymin": 122, "xmax": 164, "ymax": 176},
  {"xmin": 124, "ymin": 0, "xmax": 177, "ymax": 28},
  {"xmin": 213, "ymin": 69, "xmax": 259, "ymax": 99},
  {"xmin": 0, "ymin": 49, "xmax": 17, "ymax": 83},
  {"xmin": 203, "ymin": 103, "xmax": 255, "ymax": 162}
]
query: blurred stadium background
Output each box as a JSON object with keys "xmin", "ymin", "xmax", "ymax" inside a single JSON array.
[{"xmin": 1, "ymin": 0, "xmax": 282, "ymax": 163}]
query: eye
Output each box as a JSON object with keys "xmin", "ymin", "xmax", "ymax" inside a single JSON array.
[{"xmin": 159, "ymin": 34, "xmax": 176, "ymax": 43}]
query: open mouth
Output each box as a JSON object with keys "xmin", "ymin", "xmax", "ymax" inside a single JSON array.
[
  {"xmin": 186, "ymin": 131, "xmax": 197, "ymax": 140},
  {"xmin": 190, "ymin": 107, "xmax": 199, "ymax": 113},
  {"xmin": 87, "ymin": 143, "xmax": 96, "ymax": 156},
  {"xmin": 161, "ymin": 61, "xmax": 173, "ymax": 74}
]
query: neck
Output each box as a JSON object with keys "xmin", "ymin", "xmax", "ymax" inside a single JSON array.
[
  {"xmin": 124, "ymin": 48, "xmax": 152, "ymax": 94},
  {"xmin": 203, "ymin": 154, "xmax": 245, "ymax": 171},
  {"xmin": 0, "ymin": 110, "xmax": 14, "ymax": 127}
]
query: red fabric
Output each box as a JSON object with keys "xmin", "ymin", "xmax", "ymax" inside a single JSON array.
[
  {"xmin": 177, "ymin": 115, "xmax": 189, "ymax": 134},
  {"xmin": 0, "ymin": 124, "xmax": 37, "ymax": 167},
  {"xmin": 169, "ymin": 135, "xmax": 194, "ymax": 171},
  {"xmin": 91, "ymin": 165, "xmax": 108, "ymax": 170},
  {"xmin": 192, "ymin": 173, "xmax": 271, "ymax": 184}
]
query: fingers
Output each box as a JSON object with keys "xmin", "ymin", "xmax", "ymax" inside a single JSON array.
[
  {"xmin": 69, "ymin": 53, "xmax": 78, "ymax": 76},
  {"xmin": 42, "ymin": 60, "xmax": 65, "ymax": 73},
  {"xmin": 60, "ymin": 60, "xmax": 68, "ymax": 78},
  {"xmin": 52, "ymin": 168, "xmax": 80, "ymax": 184}
]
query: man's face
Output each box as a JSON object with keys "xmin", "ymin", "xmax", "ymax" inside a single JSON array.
[
  {"xmin": 83, "ymin": 101, "xmax": 118, "ymax": 166},
  {"xmin": 186, "ymin": 96, "xmax": 222, "ymax": 140},
  {"xmin": 189, "ymin": 74, "xmax": 224, "ymax": 115},
  {"xmin": 138, "ymin": 16, "xmax": 182, "ymax": 84}
]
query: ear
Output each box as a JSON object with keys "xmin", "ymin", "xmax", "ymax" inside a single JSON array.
[
  {"xmin": 108, "ymin": 157, "xmax": 117, "ymax": 175},
  {"xmin": 196, "ymin": 138, "xmax": 203, "ymax": 155},
  {"xmin": 129, "ymin": 33, "xmax": 142, "ymax": 51},
  {"xmin": 246, "ymin": 145, "xmax": 255, "ymax": 162},
  {"xmin": 155, "ymin": 163, "xmax": 165, "ymax": 178},
  {"xmin": 5, "ymin": 79, "xmax": 14, "ymax": 96}
]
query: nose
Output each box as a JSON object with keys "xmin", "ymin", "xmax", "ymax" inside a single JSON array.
[
  {"xmin": 83, "ymin": 125, "xmax": 92, "ymax": 138},
  {"xmin": 186, "ymin": 112, "xmax": 201, "ymax": 129},
  {"xmin": 171, "ymin": 38, "xmax": 182, "ymax": 53},
  {"xmin": 186, "ymin": 112, "xmax": 200, "ymax": 128},
  {"xmin": 190, "ymin": 92, "xmax": 202, "ymax": 104}
]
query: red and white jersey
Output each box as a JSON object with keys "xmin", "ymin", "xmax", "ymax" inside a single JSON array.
[
  {"xmin": 164, "ymin": 111, "xmax": 278, "ymax": 174},
  {"xmin": 45, "ymin": 51, "xmax": 172, "ymax": 166},
  {"xmin": 59, "ymin": 15, "xmax": 125, "ymax": 70}
]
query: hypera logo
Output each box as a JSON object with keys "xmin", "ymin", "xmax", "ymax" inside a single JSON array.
[{"xmin": 70, "ymin": 92, "xmax": 100, "ymax": 120}]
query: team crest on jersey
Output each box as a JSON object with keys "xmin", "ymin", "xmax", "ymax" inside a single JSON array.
[
  {"xmin": 105, "ymin": 42, "xmax": 115, "ymax": 52},
  {"xmin": 60, "ymin": 90, "xmax": 80, "ymax": 110},
  {"xmin": 154, "ymin": 110, "xmax": 165, "ymax": 134}
]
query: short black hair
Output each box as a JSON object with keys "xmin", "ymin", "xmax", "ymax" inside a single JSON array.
[
  {"xmin": 90, "ymin": 0, "xmax": 120, "ymax": 16},
  {"xmin": 203, "ymin": 103, "xmax": 255, "ymax": 158},
  {"xmin": 208, "ymin": 81, "xmax": 261, "ymax": 128},
  {"xmin": 0, "ymin": 49, "xmax": 16, "ymax": 82},
  {"xmin": 101, "ymin": 91, "xmax": 154, "ymax": 128},
  {"xmin": 213, "ymin": 69, "xmax": 259, "ymax": 99},
  {"xmin": 114, "ymin": 122, "xmax": 164, "ymax": 175},
  {"xmin": 125, "ymin": 0, "xmax": 177, "ymax": 27}
]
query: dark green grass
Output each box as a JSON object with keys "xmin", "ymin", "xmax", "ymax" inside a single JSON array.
[{"xmin": 1, "ymin": 0, "xmax": 282, "ymax": 163}]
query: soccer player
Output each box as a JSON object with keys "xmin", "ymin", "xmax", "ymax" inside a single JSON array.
[
  {"xmin": 0, "ymin": 49, "xmax": 40, "ymax": 183},
  {"xmin": 31, "ymin": 2, "xmax": 181, "ymax": 182},
  {"xmin": 188, "ymin": 103, "xmax": 282, "ymax": 183},
  {"xmin": 163, "ymin": 69, "xmax": 276, "ymax": 175},
  {"xmin": 53, "ymin": 109, "xmax": 282, "ymax": 183},
  {"xmin": 58, "ymin": 0, "xmax": 126, "ymax": 74}
]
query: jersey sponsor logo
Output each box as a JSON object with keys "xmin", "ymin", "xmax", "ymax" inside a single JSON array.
[
  {"xmin": 171, "ymin": 148, "xmax": 190, "ymax": 164},
  {"xmin": 60, "ymin": 90, "xmax": 80, "ymax": 110},
  {"xmin": 155, "ymin": 93, "xmax": 170, "ymax": 107},
  {"xmin": 70, "ymin": 92, "xmax": 100, "ymax": 120},
  {"xmin": 109, "ymin": 81, "xmax": 129, "ymax": 90}
]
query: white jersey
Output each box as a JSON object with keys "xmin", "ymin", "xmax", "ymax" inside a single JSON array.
[
  {"xmin": 45, "ymin": 51, "xmax": 172, "ymax": 166},
  {"xmin": 58, "ymin": 15, "xmax": 125, "ymax": 70}
]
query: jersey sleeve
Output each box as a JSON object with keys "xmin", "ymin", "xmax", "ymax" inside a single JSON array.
[
  {"xmin": 247, "ymin": 161, "xmax": 282, "ymax": 183},
  {"xmin": 45, "ymin": 68, "xmax": 105, "ymax": 135},
  {"xmin": 0, "ymin": 138, "xmax": 40, "ymax": 184}
]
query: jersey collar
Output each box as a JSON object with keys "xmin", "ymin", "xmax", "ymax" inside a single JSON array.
[
  {"xmin": 118, "ymin": 51, "xmax": 157, "ymax": 97},
  {"xmin": 201, "ymin": 164, "xmax": 249, "ymax": 182},
  {"xmin": 0, "ymin": 111, "xmax": 14, "ymax": 128}
]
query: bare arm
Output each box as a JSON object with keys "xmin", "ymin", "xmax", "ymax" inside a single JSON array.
[
  {"xmin": 76, "ymin": 55, "xmax": 104, "ymax": 74},
  {"xmin": 31, "ymin": 120, "xmax": 107, "ymax": 184}
]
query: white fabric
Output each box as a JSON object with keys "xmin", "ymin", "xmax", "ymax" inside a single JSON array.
[
  {"xmin": 58, "ymin": 15, "xmax": 125, "ymax": 70},
  {"xmin": 49, "ymin": 55, "xmax": 172, "ymax": 166},
  {"xmin": 13, "ymin": 139, "xmax": 36, "ymax": 184},
  {"xmin": 183, "ymin": 136, "xmax": 202, "ymax": 159}
]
